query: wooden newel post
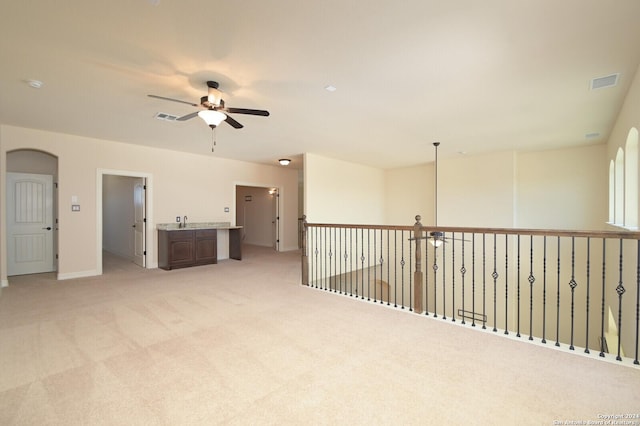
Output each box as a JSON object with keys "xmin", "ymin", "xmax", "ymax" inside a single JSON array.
[
  {"xmin": 301, "ymin": 215, "xmax": 309, "ymax": 286},
  {"xmin": 413, "ymin": 215, "xmax": 424, "ymax": 314}
]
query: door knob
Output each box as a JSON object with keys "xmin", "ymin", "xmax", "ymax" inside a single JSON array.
[{"xmin": 42, "ymin": 227, "xmax": 52, "ymax": 230}]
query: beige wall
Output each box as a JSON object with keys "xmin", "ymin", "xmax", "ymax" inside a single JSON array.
[
  {"xmin": 304, "ymin": 153, "xmax": 385, "ymax": 224},
  {"xmin": 0, "ymin": 125, "xmax": 299, "ymax": 284},
  {"xmin": 384, "ymin": 147, "xmax": 604, "ymax": 230},
  {"xmin": 515, "ymin": 144, "xmax": 607, "ymax": 230}
]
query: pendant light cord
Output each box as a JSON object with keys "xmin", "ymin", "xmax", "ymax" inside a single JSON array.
[{"xmin": 433, "ymin": 142, "xmax": 440, "ymax": 227}]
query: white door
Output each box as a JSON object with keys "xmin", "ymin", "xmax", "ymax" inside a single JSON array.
[
  {"xmin": 6, "ymin": 172, "xmax": 55, "ymax": 276},
  {"xmin": 133, "ymin": 179, "xmax": 145, "ymax": 267}
]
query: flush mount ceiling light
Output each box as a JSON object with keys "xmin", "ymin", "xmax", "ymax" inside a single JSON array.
[
  {"xmin": 26, "ymin": 79, "xmax": 43, "ymax": 89},
  {"xmin": 198, "ymin": 110, "xmax": 226, "ymax": 128},
  {"xmin": 324, "ymin": 85, "xmax": 337, "ymax": 92},
  {"xmin": 279, "ymin": 159, "xmax": 291, "ymax": 166}
]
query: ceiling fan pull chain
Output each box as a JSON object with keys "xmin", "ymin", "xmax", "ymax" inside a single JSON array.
[{"xmin": 211, "ymin": 127, "xmax": 217, "ymax": 152}]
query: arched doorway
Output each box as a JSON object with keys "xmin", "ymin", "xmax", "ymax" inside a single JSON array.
[{"xmin": 5, "ymin": 149, "xmax": 59, "ymax": 278}]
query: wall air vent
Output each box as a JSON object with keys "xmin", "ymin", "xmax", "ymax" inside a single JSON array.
[
  {"xmin": 590, "ymin": 73, "xmax": 619, "ymax": 90},
  {"xmin": 154, "ymin": 112, "xmax": 178, "ymax": 121}
]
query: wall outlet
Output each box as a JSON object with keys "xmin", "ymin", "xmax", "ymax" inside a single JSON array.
[
  {"xmin": 176, "ymin": 216, "xmax": 181, "ymax": 222},
  {"xmin": 224, "ymin": 207, "xmax": 230, "ymax": 213}
]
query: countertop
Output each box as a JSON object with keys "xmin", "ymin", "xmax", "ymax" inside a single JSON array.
[{"xmin": 157, "ymin": 222, "xmax": 243, "ymax": 231}]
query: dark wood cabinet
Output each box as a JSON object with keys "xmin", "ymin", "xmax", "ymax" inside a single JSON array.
[{"xmin": 158, "ymin": 229, "xmax": 217, "ymax": 270}]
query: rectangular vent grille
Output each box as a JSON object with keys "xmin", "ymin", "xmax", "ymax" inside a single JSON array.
[
  {"xmin": 591, "ymin": 73, "xmax": 619, "ymax": 90},
  {"xmin": 154, "ymin": 112, "xmax": 178, "ymax": 121}
]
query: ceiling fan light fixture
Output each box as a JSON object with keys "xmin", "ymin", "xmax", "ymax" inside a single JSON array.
[
  {"xmin": 198, "ymin": 110, "xmax": 226, "ymax": 128},
  {"xmin": 279, "ymin": 159, "xmax": 291, "ymax": 166},
  {"xmin": 429, "ymin": 231, "xmax": 444, "ymax": 247}
]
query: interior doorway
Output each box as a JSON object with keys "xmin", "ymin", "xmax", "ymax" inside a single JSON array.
[
  {"xmin": 97, "ymin": 169, "xmax": 153, "ymax": 275},
  {"xmin": 5, "ymin": 150, "xmax": 58, "ymax": 278},
  {"xmin": 102, "ymin": 175, "xmax": 146, "ymax": 268},
  {"xmin": 235, "ymin": 185, "xmax": 279, "ymax": 250}
]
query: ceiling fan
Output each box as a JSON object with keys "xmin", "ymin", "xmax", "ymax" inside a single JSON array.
[{"xmin": 148, "ymin": 81, "xmax": 269, "ymax": 129}]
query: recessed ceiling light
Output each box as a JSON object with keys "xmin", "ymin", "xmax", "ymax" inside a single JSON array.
[
  {"xmin": 585, "ymin": 132, "xmax": 600, "ymax": 139},
  {"xmin": 324, "ymin": 85, "xmax": 337, "ymax": 92},
  {"xmin": 26, "ymin": 79, "xmax": 43, "ymax": 89}
]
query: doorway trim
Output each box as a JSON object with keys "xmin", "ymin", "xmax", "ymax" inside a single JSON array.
[
  {"xmin": 96, "ymin": 169, "xmax": 155, "ymax": 274},
  {"xmin": 234, "ymin": 181, "xmax": 283, "ymax": 252}
]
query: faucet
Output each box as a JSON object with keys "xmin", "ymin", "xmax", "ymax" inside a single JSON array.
[{"xmin": 183, "ymin": 216, "xmax": 188, "ymax": 228}]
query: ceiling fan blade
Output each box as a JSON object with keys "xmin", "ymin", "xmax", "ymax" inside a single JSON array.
[
  {"xmin": 148, "ymin": 94, "xmax": 199, "ymax": 107},
  {"xmin": 224, "ymin": 114, "xmax": 244, "ymax": 129},
  {"xmin": 176, "ymin": 111, "xmax": 199, "ymax": 121},
  {"xmin": 226, "ymin": 107, "xmax": 270, "ymax": 117}
]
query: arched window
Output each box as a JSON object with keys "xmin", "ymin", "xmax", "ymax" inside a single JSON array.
[
  {"xmin": 615, "ymin": 148, "xmax": 624, "ymax": 225},
  {"xmin": 624, "ymin": 127, "xmax": 638, "ymax": 229},
  {"xmin": 609, "ymin": 160, "xmax": 615, "ymax": 223}
]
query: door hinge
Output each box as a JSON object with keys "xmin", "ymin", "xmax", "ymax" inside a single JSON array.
[
  {"xmin": 143, "ymin": 251, "xmax": 146, "ymax": 255},
  {"xmin": 56, "ymin": 254, "xmax": 59, "ymax": 259},
  {"xmin": 54, "ymin": 182, "xmax": 58, "ymax": 189},
  {"xmin": 143, "ymin": 185, "xmax": 147, "ymax": 190},
  {"xmin": 143, "ymin": 218, "xmax": 147, "ymax": 223}
]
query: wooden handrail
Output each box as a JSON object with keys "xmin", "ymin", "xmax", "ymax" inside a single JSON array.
[{"xmin": 305, "ymin": 222, "xmax": 640, "ymax": 240}]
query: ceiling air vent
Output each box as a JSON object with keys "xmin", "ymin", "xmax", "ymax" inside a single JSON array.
[
  {"xmin": 590, "ymin": 73, "xmax": 619, "ymax": 90},
  {"xmin": 154, "ymin": 112, "xmax": 178, "ymax": 121}
]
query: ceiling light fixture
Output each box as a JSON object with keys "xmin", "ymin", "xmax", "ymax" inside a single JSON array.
[
  {"xmin": 279, "ymin": 159, "xmax": 291, "ymax": 166},
  {"xmin": 27, "ymin": 79, "xmax": 43, "ymax": 89},
  {"xmin": 198, "ymin": 110, "xmax": 226, "ymax": 128},
  {"xmin": 324, "ymin": 85, "xmax": 337, "ymax": 92}
]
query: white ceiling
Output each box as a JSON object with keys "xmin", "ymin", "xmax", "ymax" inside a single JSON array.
[{"xmin": 2, "ymin": 0, "xmax": 640, "ymax": 169}]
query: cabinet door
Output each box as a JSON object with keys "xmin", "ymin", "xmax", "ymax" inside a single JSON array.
[
  {"xmin": 168, "ymin": 231, "xmax": 195, "ymax": 268},
  {"xmin": 195, "ymin": 230, "xmax": 217, "ymax": 265}
]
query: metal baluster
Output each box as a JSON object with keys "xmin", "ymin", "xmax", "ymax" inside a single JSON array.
[
  {"xmin": 569, "ymin": 237, "xmax": 577, "ymax": 350},
  {"xmin": 451, "ymin": 232, "xmax": 455, "ymax": 322},
  {"xmin": 442, "ymin": 232, "xmax": 447, "ymax": 320},
  {"xmin": 387, "ymin": 229, "xmax": 391, "ymax": 306},
  {"xmin": 394, "ymin": 230, "xmax": 398, "ymax": 308},
  {"xmin": 585, "ymin": 238, "xmax": 591, "ymax": 353},
  {"xmin": 472, "ymin": 233, "xmax": 476, "ymax": 327},
  {"xmin": 328, "ymin": 227, "xmax": 333, "ymax": 292},
  {"xmin": 556, "ymin": 236, "xmax": 561, "ymax": 347},
  {"xmin": 482, "ymin": 233, "xmax": 487, "ymax": 330},
  {"xmin": 401, "ymin": 230, "xmax": 406, "ymax": 309},
  {"xmin": 348, "ymin": 228, "xmax": 353, "ymax": 297},
  {"xmin": 373, "ymin": 229, "xmax": 377, "ymax": 303},
  {"xmin": 517, "ymin": 234, "xmax": 521, "ymax": 338},
  {"xmin": 425, "ymin": 232, "xmax": 429, "ymax": 314},
  {"xmin": 492, "ymin": 234, "xmax": 498, "ymax": 332},
  {"xmin": 461, "ymin": 232, "xmax": 468, "ymax": 325},
  {"xmin": 504, "ymin": 234, "xmax": 509, "ymax": 335},
  {"xmin": 355, "ymin": 229, "xmax": 359, "ymax": 298},
  {"xmin": 433, "ymin": 235, "xmax": 439, "ymax": 318},
  {"xmin": 314, "ymin": 227, "xmax": 319, "ymax": 289},
  {"xmin": 379, "ymin": 229, "xmax": 384, "ymax": 305},
  {"xmin": 360, "ymin": 229, "xmax": 365, "ymax": 299},
  {"xmin": 528, "ymin": 235, "xmax": 535, "ymax": 341},
  {"xmin": 600, "ymin": 238, "xmax": 606, "ymax": 357},
  {"xmin": 409, "ymin": 234, "xmax": 413, "ymax": 312},
  {"xmin": 367, "ymin": 229, "xmax": 371, "ymax": 301},
  {"xmin": 616, "ymin": 239, "xmax": 626, "ymax": 361},
  {"xmin": 542, "ymin": 236, "xmax": 547, "ymax": 344}
]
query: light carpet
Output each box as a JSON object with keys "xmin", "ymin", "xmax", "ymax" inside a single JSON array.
[{"xmin": 0, "ymin": 245, "xmax": 638, "ymax": 425}]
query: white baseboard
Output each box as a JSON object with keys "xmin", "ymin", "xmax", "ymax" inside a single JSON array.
[
  {"xmin": 57, "ymin": 270, "xmax": 99, "ymax": 280},
  {"xmin": 1, "ymin": 279, "xmax": 8, "ymax": 288}
]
